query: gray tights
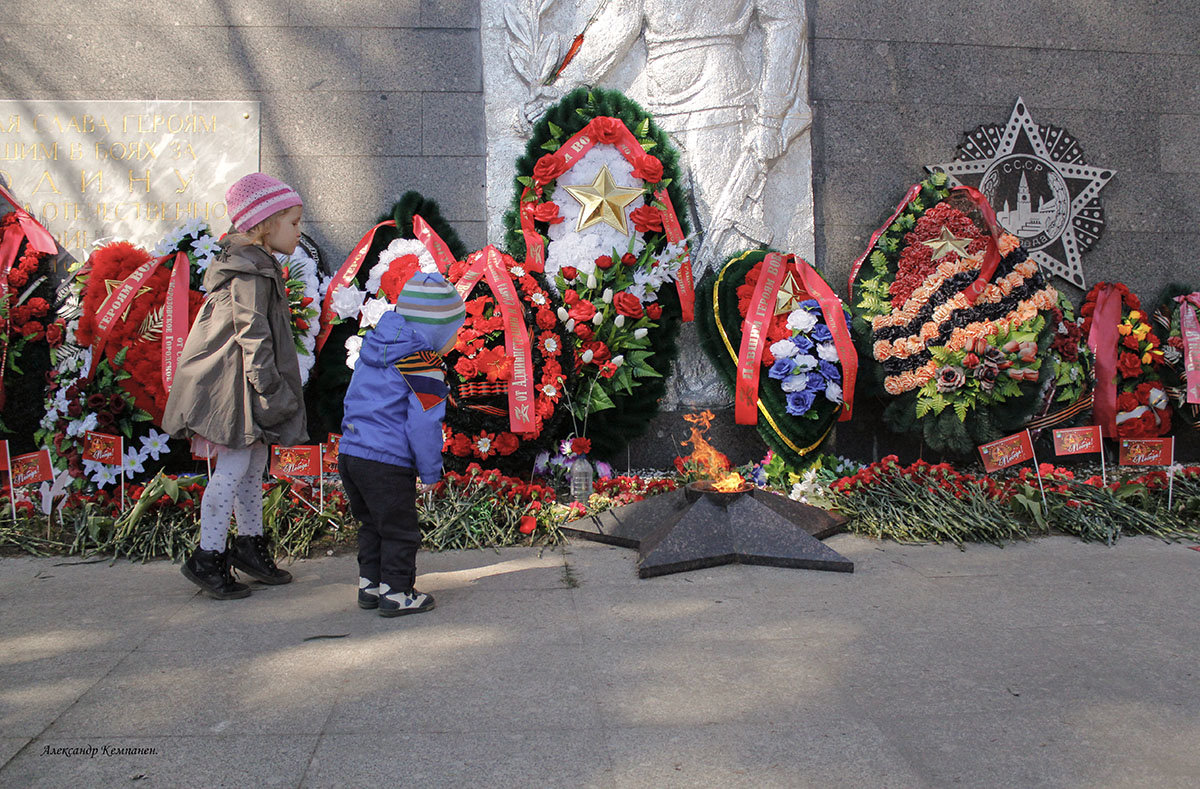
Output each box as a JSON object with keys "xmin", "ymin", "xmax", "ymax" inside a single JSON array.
[{"xmin": 199, "ymin": 443, "xmax": 268, "ymax": 551}]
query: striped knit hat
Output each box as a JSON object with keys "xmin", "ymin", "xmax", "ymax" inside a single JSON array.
[
  {"xmin": 393, "ymin": 272, "xmax": 466, "ymax": 352},
  {"xmin": 226, "ymin": 173, "xmax": 303, "ymax": 232}
]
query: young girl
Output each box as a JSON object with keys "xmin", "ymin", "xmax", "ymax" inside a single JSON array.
[{"xmin": 162, "ymin": 173, "xmax": 308, "ymax": 599}]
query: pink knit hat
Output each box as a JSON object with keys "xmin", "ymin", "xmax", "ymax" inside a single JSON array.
[{"xmin": 226, "ymin": 173, "xmax": 303, "ymax": 232}]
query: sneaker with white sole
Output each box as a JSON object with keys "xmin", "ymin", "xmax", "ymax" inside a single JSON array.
[
  {"xmin": 358, "ymin": 577, "xmax": 380, "ymax": 609},
  {"xmin": 377, "ymin": 583, "xmax": 435, "ymax": 617}
]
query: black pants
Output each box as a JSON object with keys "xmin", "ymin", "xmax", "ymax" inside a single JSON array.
[{"xmin": 338, "ymin": 454, "xmax": 420, "ymax": 592}]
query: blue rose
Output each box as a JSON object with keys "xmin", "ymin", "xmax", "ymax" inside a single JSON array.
[
  {"xmin": 818, "ymin": 359, "xmax": 841, "ymax": 383},
  {"xmin": 768, "ymin": 356, "xmax": 796, "ymax": 380},
  {"xmin": 786, "ymin": 388, "xmax": 817, "ymax": 416},
  {"xmin": 792, "ymin": 334, "xmax": 814, "ymax": 354},
  {"xmin": 805, "ymin": 371, "xmax": 826, "ymax": 392},
  {"xmin": 798, "ymin": 299, "xmax": 820, "ymax": 311},
  {"xmin": 811, "ymin": 323, "xmax": 833, "ymax": 343}
]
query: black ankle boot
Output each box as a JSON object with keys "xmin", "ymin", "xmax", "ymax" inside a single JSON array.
[
  {"xmin": 229, "ymin": 535, "xmax": 293, "ymax": 585},
  {"xmin": 182, "ymin": 549, "xmax": 252, "ymax": 600}
]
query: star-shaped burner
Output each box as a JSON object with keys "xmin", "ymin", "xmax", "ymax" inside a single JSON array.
[{"xmin": 562, "ymin": 482, "xmax": 853, "ymax": 578}]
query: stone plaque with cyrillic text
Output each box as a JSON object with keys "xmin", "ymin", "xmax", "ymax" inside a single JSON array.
[{"xmin": 0, "ymin": 100, "xmax": 259, "ymax": 264}]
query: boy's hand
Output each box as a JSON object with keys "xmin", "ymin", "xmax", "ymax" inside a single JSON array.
[{"xmin": 418, "ymin": 482, "xmax": 437, "ymax": 494}]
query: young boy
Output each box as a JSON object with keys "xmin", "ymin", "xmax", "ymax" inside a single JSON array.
[{"xmin": 337, "ymin": 272, "xmax": 465, "ymax": 616}]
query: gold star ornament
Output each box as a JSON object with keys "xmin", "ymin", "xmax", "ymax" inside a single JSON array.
[
  {"xmin": 562, "ymin": 165, "xmax": 644, "ymax": 235},
  {"xmin": 774, "ymin": 270, "xmax": 804, "ymax": 315},
  {"xmin": 922, "ymin": 227, "xmax": 973, "ymax": 261}
]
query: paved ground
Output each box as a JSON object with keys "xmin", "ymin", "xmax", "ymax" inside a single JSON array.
[{"xmin": 1, "ymin": 534, "xmax": 1198, "ymax": 788}]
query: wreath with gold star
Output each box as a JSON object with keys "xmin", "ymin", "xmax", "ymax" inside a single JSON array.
[
  {"xmin": 503, "ymin": 87, "xmax": 691, "ymax": 458},
  {"xmin": 849, "ymin": 173, "xmax": 1064, "ymax": 455}
]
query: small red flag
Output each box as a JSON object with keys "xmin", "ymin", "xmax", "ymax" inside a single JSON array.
[
  {"xmin": 83, "ymin": 431, "xmax": 123, "ymax": 465},
  {"xmin": 11, "ymin": 449, "xmax": 53, "ymax": 487},
  {"xmin": 1119, "ymin": 437, "xmax": 1173, "ymax": 467},
  {"xmin": 978, "ymin": 430, "xmax": 1035, "ymax": 473},
  {"xmin": 322, "ymin": 434, "xmax": 341, "ymax": 474},
  {"xmin": 270, "ymin": 445, "xmax": 321, "ymax": 478},
  {"xmin": 1052, "ymin": 426, "xmax": 1103, "ymax": 457}
]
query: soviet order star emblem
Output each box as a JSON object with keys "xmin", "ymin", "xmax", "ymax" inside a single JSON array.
[
  {"xmin": 925, "ymin": 97, "xmax": 1114, "ymax": 289},
  {"xmin": 922, "ymin": 227, "xmax": 973, "ymax": 261},
  {"xmin": 562, "ymin": 164, "xmax": 644, "ymax": 235}
]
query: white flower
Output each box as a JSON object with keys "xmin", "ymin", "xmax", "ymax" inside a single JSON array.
[
  {"xmin": 586, "ymin": 274, "xmax": 598, "ymax": 289},
  {"xmin": 365, "ymin": 260, "xmax": 390, "ymax": 294},
  {"xmin": 770, "ymin": 339, "xmax": 798, "ymax": 359},
  {"xmin": 792, "ymin": 354, "xmax": 817, "ymax": 372},
  {"xmin": 557, "ymin": 307, "xmax": 570, "ymax": 322},
  {"xmin": 195, "ymin": 253, "xmax": 216, "ymax": 275},
  {"xmin": 614, "ymin": 314, "xmax": 626, "ymax": 328},
  {"xmin": 331, "ymin": 286, "xmax": 366, "ymax": 320},
  {"xmin": 139, "ymin": 429, "xmax": 171, "ymax": 460},
  {"xmin": 566, "ymin": 318, "xmax": 576, "ymax": 332},
  {"xmin": 611, "ymin": 355, "xmax": 624, "ymax": 367},
  {"xmin": 191, "ymin": 234, "xmax": 221, "ymax": 258},
  {"xmin": 81, "ymin": 412, "xmax": 99, "ymax": 432},
  {"xmin": 182, "ymin": 218, "xmax": 208, "ymax": 238},
  {"xmin": 581, "ymin": 349, "xmax": 594, "ymax": 363},
  {"xmin": 602, "ymin": 288, "xmax": 613, "ymax": 303},
  {"xmin": 360, "ymin": 297, "xmax": 391, "ymax": 328},
  {"xmin": 633, "ymin": 327, "xmax": 648, "ymax": 340},
  {"xmin": 781, "ymin": 372, "xmax": 809, "ymax": 392},
  {"xmin": 542, "ymin": 337, "xmax": 559, "ymax": 353},
  {"xmin": 531, "ymin": 292, "xmax": 546, "ymax": 306},
  {"xmin": 510, "ymin": 265, "xmax": 526, "ymax": 278},
  {"xmin": 122, "ymin": 449, "xmax": 148, "ymax": 479},
  {"xmin": 91, "ymin": 463, "xmax": 119, "ymax": 488},
  {"xmin": 788, "ymin": 482, "xmax": 807, "ymax": 503},
  {"xmin": 626, "ymin": 282, "xmax": 652, "ymax": 302},
  {"xmin": 540, "ymin": 383, "xmax": 558, "ymax": 397},
  {"xmin": 592, "ymin": 311, "xmax": 604, "ymax": 326},
  {"xmin": 475, "ymin": 436, "xmax": 493, "ymax": 454},
  {"xmin": 344, "ymin": 334, "xmax": 363, "ymax": 370},
  {"xmin": 816, "ymin": 342, "xmax": 839, "ymax": 362},
  {"xmin": 825, "ymin": 380, "xmax": 843, "ymax": 403},
  {"xmin": 787, "ymin": 310, "xmax": 818, "ymax": 333}
]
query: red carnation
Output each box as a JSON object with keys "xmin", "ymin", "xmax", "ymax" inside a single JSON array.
[
  {"xmin": 45, "ymin": 321, "xmax": 64, "ymax": 348},
  {"xmin": 571, "ymin": 437, "xmax": 592, "ymax": 455},
  {"xmin": 19, "ymin": 321, "xmax": 44, "ymax": 339},
  {"xmin": 591, "ymin": 116, "xmax": 624, "ymax": 144},
  {"xmin": 535, "ymin": 309, "xmax": 557, "ymax": 330},
  {"xmin": 518, "ymin": 515, "xmax": 538, "ymax": 535},
  {"xmin": 1117, "ymin": 351, "xmax": 1143, "ymax": 379},
  {"xmin": 532, "ymin": 202, "xmax": 563, "ymax": 224},
  {"xmin": 494, "ymin": 432, "xmax": 520, "ymax": 455},
  {"xmin": 631, "ymin": 155, "xmax": 664, "ymax": 183},
  {"xmin": 455, "ymin": 356, "xmax": 479, "ymax": 379},
  {"xmin": 447, "ymin": 433, "xmax": 473, "ymax": 456},
  {"xmin": 630, "ymin": 205, "xmax": 664, "ymax": 233},
  {"xmin": 568, "ymin": 300, "xmax": 597, "ymax": 323},
  {"xmin": 25, "ymin": 297, "xmax": 49, "ymax": 317},
  {"xmin": 532, "ymin": 154, "xmax": 566, "ymax": 185},
  {"xmin": 1116, "ymin": 392, "xmax": 1139, "ymax": 412},
  {"xmin": 560, "ymin": 265, "xmax": 578, "ymax": 280},
  {"xmin": 613, "ymin": 291, "xmax": 644, "ymax": 319},
  {"xmin": 595, "ymin": 255, "xmax": 615, "ymax": 270},
  {"xmin": 646, "ymin": 303, "xmax": 662, "ymax": 320}
]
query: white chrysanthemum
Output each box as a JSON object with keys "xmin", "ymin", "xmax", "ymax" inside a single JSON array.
[
  {"xmin": 781, "ymin": 372, "xmax": 809, "ymax": 392},
  {"xmin": 344, "ymin": 334, "xmax": 363, "ymax": 370},
  {"xmin": 375, "ymin": 238, "xmax": 438, "ymax": 283},
  {"xmin": 787, "ymin": 309, "xmax": 818, "ymax": 333},
  {"xmin": 360, "ymin": 297, "xmax": 391, "ymax": 328},
  {"xmin": 792, "ymin": 354, "xmax": 818, "ymax": 372},
  {"xmin": 331, "ymin": 286, "xmax": 366, "ymax": 320},
  {"xmin": 825, "ymin": 380, "xmax": 843, "ymax": 404},
  {"xmin": 815, "ymin": 342, "xmax": 839, "ymax": 362},
  {"xmin": 770, "ymin": 339, "xmax": 798, "ymax": 359}
]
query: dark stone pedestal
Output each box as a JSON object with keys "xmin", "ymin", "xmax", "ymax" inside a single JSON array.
[{"xmin": 562, "ymin": 486, "xmax": 854, "ymax": 578}]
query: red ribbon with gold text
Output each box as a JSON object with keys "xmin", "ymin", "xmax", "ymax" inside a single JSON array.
[
  {"xmin": 87, "ymin": 256, "xmax": 165, "ymax": 379},
  {"xmin": 1087, "ymin": 283, "xmax": 1123, "ymax": 438},
  {"xmin": 795, "ymin": 258, "xmax": 857, "ymax": 421},
  {"xmin": 454, "ymin": 246, "xmax": 535, "ymax": 433},
  {"xmin": 526, "ymin": 116, "xmax": 695, "ymax": 320},
  {"xmin": 160, "ymin": 251, "xmax": 192, "ymax": 394},
  {"xmin": 847, "ymin": 183, "xmax": 921, "ymax": 301},
  {"xmin": 315, "ymin": 220, "xmax": 397, "ymax": 353},
  {"xmin": 518, "ymin": 189, "xmax": 546, "ymax": 274},
  {"xmin": 412, "ymin": 215, "xmax": 456, "ymax": 275},
  {"xmin": 0, "ymin": 184, "xmax": 58, "ymax": 304},
  {"xmin": 951, "ymin": 186, "xmax": 1003, "ymax": 305},
  {"xmin": 734, "ymin": 252, "xmax": 789, "ymax": 424},
  {"xmin": 1176, "ymin": 292, "xmax": 1200, "ymax": 405}
]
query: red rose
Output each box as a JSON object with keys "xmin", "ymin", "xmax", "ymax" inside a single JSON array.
[
  {"xmin": 560, "ymin": 265, "xmax": 578, "ymax": 280},
  {"xmin": 1121, "ymin": 334, "xmax": 1141, "ymax": 351},
  {"xmin": 568, "ymin": 300, "xmax": 597, "ymax": 322},
  {"xmin": 1116, "ymin": 392, "xmax": 1139, "ymax": 412},
  {"xmin": 583, "ymin": 340, "xmax": 611, "ymax": 365},
  {"xmin": 532, "ymin": 154, "xmax": 566, "ymax": 185},
  {"xmin": 591, "ymin": 116, "xmax": 624, "ymax": 144},
  {"xmin": 620, "ymin": 253, "xmax": 637, "ymax": 267},
  {"xmin": 564, "ymin": 288, "xmax": 580, "ymax": 306},
  {"xmin": 532, "ymin": 202, "xmax": 563, "ymax": 224},
  {"xmin": 574, "ymin": 323, "xmax": 594, "ymax": 340},
  {"xmin": 455, "ymin": 356, "xmax": 479, "ymax": 379},
  {"xmin": 20, "ymin": 321, "xmax": 44, "ymax": 339},
  {"xmin": 595, "ymin": 255, "xmax": 615, "ymax": 270},
  {"xmin": 630, "ymin": 205, "xmax": 664, "ymax": 233},
  {"xmin": 1117, "ymin": 351, "xmax": 1143, "ymax": 379},
  {"xmin": 631, "ymin": 154, "xmax": 664, "ymax": 183},
  {"xmin": 645, "ymin": 303, "xmax": 662, "ymax": 320},
  {"xmin": 518, "ymin": 515, "xmax": 538, "ymax": 535},
  {"xmin": 45, "ymin": 322, "xmax": 64, "ymax": 348},
  {"xmin": 613, "ymin": 291, "xmax": 644, "ymax": 319},
  {"xmin": 536, "ymin": 309, "xmax": 557, "ymax": 330}
]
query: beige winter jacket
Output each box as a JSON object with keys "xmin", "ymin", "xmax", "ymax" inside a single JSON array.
[{"xmin": 161, "ymin": 241, "xmax": 307, "ymax": 449}]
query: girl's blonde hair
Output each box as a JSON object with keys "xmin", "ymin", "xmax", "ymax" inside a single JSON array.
[{"xmin": 225, "ymin": 211, "xmax": 284, "ymax": 249}]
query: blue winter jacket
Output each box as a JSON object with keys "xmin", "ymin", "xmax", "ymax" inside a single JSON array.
[{"xmin": 339, "ymin": 312, "xmax": 447, "ymax": 482}]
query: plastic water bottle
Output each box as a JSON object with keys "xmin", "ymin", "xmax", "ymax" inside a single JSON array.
[{"xmin": 569, "ymin": 458, "xmax": 594, "ymax": 503}]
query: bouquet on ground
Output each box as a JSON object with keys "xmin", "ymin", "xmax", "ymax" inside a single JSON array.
[{"xmin": 1153, "ymin": 284, "xmax": 1200, "ymax": 431}]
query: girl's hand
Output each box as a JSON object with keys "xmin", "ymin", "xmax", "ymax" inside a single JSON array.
[{"xmin": 418, "ymin": 482, "xmax": 437, "ymax": 495}]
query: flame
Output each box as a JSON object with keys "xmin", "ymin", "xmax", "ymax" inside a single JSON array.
[
  {"xmin": 678, "ymin": 410, "xmax": 732, "ymax": 480},
  {"xmin": 712, "ymin": 472, "xmax": 746, "ymax": 492}
]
